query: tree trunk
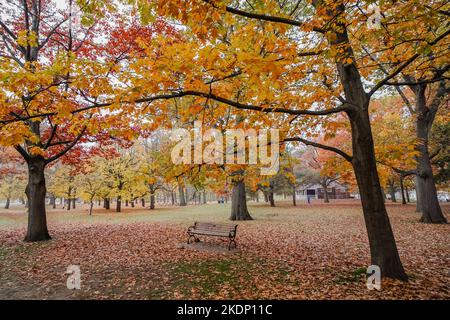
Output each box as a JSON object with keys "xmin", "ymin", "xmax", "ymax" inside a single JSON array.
[
  {"xmin": 24, "ymin": 157, "xmax": 51, "ymax": 242},
  {"xmin": 67, "ymin": 197, "xmax": 71, "ymax": 210},
  {"xmin": 321, "ymin": 1, "xmax": 407, "ymax": 279},
  {"xmin": 104, "ymin": 198, "xmax": 110, "ymax": 210},
  {"xmin": 72, "ymin": 198, "xmax": 76, "ymax": 209},
  {"xmin": 268, "ymin": 191, "xmax": 275, "ymax": 207},
  {"xmin": 399, "ymin": 176, "xmax": 406, "ymax": 205},
  {"xmin": 416, "ymin": 165, "xmax": 446, "ymax": 223},
  {"xmin": 171, "ymin": 191, "xmax": 175, "ymax": 205},
  {"xmin": 230, "ymin": 179, "xmax": 253, "ymax": 220},
  {"xmin": 141, "ymin": 198, "xmax": 145, "ymax": 207},
  {"xmin": 405, "ymin": 186, "xmax": 410, "ymax": 203},
  {"xmin": 292, "ymin": 187, "xmax": 296, "ymax": 206},
  {"xmin": 125, "ymin": 200, "xmax": 129, "ymax": 207},
  {"xmin": 150, "ymin": 192, "xmax": 155, "ymax": 210},
  {"xmin": 322, "ymin": 183, "xmax": 330, "ymax": 203},
  {"xmin": 389, "ymin": 181, "xmax": 396, "ymax": 203},
  {"xmin": 349, "ymin": 110, "xmax": 407, "ymax": 280},
  {"xmin": 178, "ymin": 181, "xmax": 186, "ymax": 206},
  {"xmin": 116, "ymin": 196, "xmax": 121, "ymax": 212},
  {"xmin": 4, "ymin": 198, "xmax": 10, "ymax": 209},
  {"xmin": 415, "ymin": 87, "xmax": 447, "ymax": 223},
  {"xmin": 415, "ymin": 176, "xmax": 421, "ymax": 212},
  {"xmin": 49, "ymin": 195, "xmax": 56, "ymax": 209},
  {"xmin": 89, "ymin": 201, "xmax": 93, "ymax": 216}
]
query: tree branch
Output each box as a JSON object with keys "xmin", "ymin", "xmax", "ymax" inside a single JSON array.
[
  {"xmin": 204, "ymin": 0, "xmax": 325, "ymax": 33},
  {"xmin": 45, "ymin": 126, "xmax": 87, "ymax": 164},
  {"xmin": 283, "ymin": 137, "xmax": 353, "ymax": 162},
  {"xmin": 368, "ymin": 29, "xmax": 450, "ymax": 97}
]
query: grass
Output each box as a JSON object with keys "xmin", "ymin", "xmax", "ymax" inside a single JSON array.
[
  {"xmin": 334, "ymin": 267, "xmax": 367, "ymax": 284},
  {"xmin": 158, "ymin": 256, "xmax": 294, "ymax": 299},
  {"xmin": 0, "ymin": 200, "xmax": 449, "ymax": 299},
  {"xmin": 0, "ymin": 198, "xmax": 371, "ymax": 229}
]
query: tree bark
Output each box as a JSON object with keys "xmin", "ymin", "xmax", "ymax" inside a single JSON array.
[
  {"xmin": 292, "ymin": 187, "xmax": 296, "ymax": 206},
  {"xmin": 349, "ymin": 109, "xmax": 407, "ymax": 280},
  {"xmin": 150, "ymin": 192, "xmax": 155, "ymax": 210},
  {"xmin": 414, "ymin": 85, "xmax": 447, "ymax": 223},
  {"xmin": 116, "ymin": 196, "xmax": 121, "ymax": 212},
  {"xmin": 405, "ymin": 186, "xmax": 410, "ymax": 203},
  {"xmin": 230, "ymin": 179, "xmax": 253, "ymax": 220},
  {"xmin": 268, "ymin": 191, "xmax": 275, "ymax": 207},
  {"xmin": 322, "ymin": 183, "xmax": 330, "ymax": 203},
  {"xmin": 24, "ymin": 157, "xmax": 51, "ymax": 242},
  {"xmin": 415, "ymin": 176, "xmax": 421, "ymax": 212},
  {"xmin": 388, "ymin": 181, "xmax": 396, "ymax": 203},
  {"xmin": 89, "ymin": 201, "xmax": 93, "ymax": 216},
  {"xmin": 4, "ymin": 198, "xmax": 10, "ymax": 209},
  {"xmin": 104, "ymin": 198, "xmax": 110, "ymax": 210},
  {"xmin": 49, "ymin": 195, "xmax": 56, "ymax": 209},
  {"xmin": 178, "ymin": 181, "xmax": 186, "ymax": 206},
  {"xmin": 72, "ymin": 198, "xmax": 76, "ymax": 209},
  {"xmin": 399, "ymin": 176, "xmax": 406, "ymax": 205}
]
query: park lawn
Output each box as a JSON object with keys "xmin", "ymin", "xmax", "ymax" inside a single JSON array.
[{"xmin": 0, "ymin": 200, "xmax": 449, "ymax": 300}]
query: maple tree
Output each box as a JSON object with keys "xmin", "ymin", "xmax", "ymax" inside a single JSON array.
[
  {"xmin": 0, "ymin": 0, "xmax": 448, "ymax": 283},
  {"xmin": 0, "ymin": 1, "xmax": 179, "ymax": 240}
]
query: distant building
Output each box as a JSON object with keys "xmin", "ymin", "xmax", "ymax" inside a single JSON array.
[{"xmin": 296, "ymin": 181, "xmax": 351, "ymax": 200}]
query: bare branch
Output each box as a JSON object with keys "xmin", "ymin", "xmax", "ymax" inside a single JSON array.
[
  {"xmin": 283, "ymin": 137, "xmax": 353, "ymax": 162},
  {"xmin": 368, "ymin": 29, "xmax": 450, "ymax": 97}
]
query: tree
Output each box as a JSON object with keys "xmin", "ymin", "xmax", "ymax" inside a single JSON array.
[
  {"xmin": 0, "ymin": 1, "xmax": 178, "ymax": 240},
  {"xmin": 48, "ymin": 164, "xmax": 80, "ymax": 210},
  {"xmin": 0, "ymin": 1, "xmax": 116, "ymax": 240},
  {"xmin": 0, "ymin": 147, "xmax": 26, "ymax": 208},
  {"xmin": 77, "ymin": 160, "xmax": 109, "ymax": 215},
  {"xmin": 360, "ymin": 2, "xmax": 449, "ymax": 223},
  {"xmin": 132, "ymin": 0, "xmax": 450, "ymax": 279}
]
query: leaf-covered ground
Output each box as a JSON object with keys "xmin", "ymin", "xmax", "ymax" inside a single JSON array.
[{"xmin": 0, "ymin": 200, "xmax": 449, "ymax": 299}]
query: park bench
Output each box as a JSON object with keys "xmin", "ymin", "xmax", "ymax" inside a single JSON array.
[{"xmin": 187, "ymin": 222, "xmax": 238, "ymax": 250}]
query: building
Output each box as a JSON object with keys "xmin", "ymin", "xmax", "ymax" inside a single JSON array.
[{"xmin": 296, "ymin": 181, "xmax": 351, "ymax": 200}]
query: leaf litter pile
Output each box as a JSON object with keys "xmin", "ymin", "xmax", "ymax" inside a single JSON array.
[{"xmin": 0, "ymin": 202, "xmax": 448, "ymax": 299}]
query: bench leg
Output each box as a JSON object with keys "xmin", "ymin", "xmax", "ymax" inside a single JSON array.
[
  {"xmin": 228, "ymin": 238, "xmax": 237, "ymax": 250},
  {"xmin": 187, "ymin": 234, "xmax": 195, "ymax": 244},
  {"xmin": 187, "ymin": 234, "xmax": 200, "ymax": 244}
]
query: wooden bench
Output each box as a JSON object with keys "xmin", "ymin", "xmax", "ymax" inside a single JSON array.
[{"xmin": 187, "ymin": 222, "xmax": 238, "ymax": 250}]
